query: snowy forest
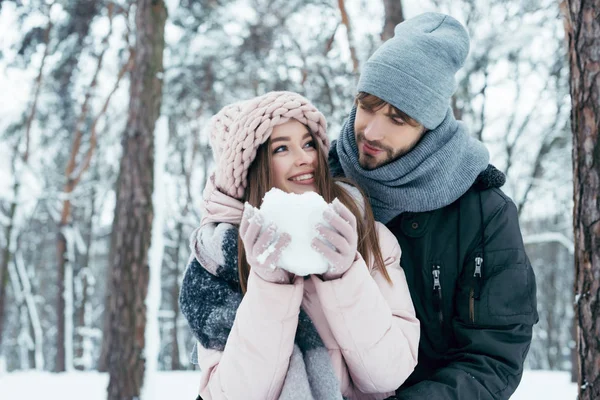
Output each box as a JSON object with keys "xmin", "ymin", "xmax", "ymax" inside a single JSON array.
[{"xmin": 0, "ymin": 0, "xmax": 597, "ymax": 399}]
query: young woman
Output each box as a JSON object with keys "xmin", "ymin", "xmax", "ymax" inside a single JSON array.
[{"xmin": 179, "ymin": 91, "xmax": 419, "ymax": 400}]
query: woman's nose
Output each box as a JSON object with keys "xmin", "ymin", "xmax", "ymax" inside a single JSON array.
[{"xmin": 294, "ymin": 149, "xmax": 313, "ymax": 166}]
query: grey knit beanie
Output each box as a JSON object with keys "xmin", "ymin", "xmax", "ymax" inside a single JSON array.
[{"xmin": 357, "ymin": 12, "xmax": 469, "ymax": 129}]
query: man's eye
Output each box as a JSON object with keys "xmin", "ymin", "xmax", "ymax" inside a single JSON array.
[
  {"xmin": 358, "ymin": 103, "xmax": 373, "ymax": 113},
  {"xmin": 391, "ymin": 118, "xmax": 405, "ymax": 126}
]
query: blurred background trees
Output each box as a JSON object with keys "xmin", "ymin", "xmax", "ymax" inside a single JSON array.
[{"xmin": 0, "ymin": 0, "xmax": 577, "ymax": 382}]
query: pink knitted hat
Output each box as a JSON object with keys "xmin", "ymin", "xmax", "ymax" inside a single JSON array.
[{"xmin": 209, "ymin": 91, "xmax": 329, "ymax": 199}]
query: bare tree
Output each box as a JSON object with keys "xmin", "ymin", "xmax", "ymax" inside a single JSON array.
[
  {"xmin": 165, "ymin": 116, "xmax": 202, "ymax": 370},
  {"xmin": 73, "ymin": 178, "xmax": 97, "ymax": 371},
  {"xmin": 105, "ymin": 0, "xmax": 167, "ymax": 397},
  {"xmin": 523, "ymin": 220, "xmax": 574, "ymax": 371},
  {"xmin": 337, "ymin": 0, "xmax": 360, "ymax": 74},
  {"xmin": 381, "ymin": 0, "xmax": 404, "ymax": 41},
  {"xmin": 55, "ymin": 4, "xmax": 131, "ymax": 372},
  {"xmin": 0, "ymin": 9, "xmax": 52, "ymax": 358},
  {"xmin": 562, "ymin": 0, "xmax": 600, "ymax": 399}
]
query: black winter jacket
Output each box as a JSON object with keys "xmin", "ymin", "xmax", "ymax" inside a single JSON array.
[{"xmin": 330, "ymin": 146, "xmax": 538, "ymax": 400}]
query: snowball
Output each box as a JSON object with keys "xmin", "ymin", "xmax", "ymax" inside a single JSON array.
[{"xmin": 257, "ymin": 188, "xmax": 330, "ymax": 276}]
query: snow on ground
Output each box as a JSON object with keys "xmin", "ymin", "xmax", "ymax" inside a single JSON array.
[
  {"xmin": 0, "ymin": 370, "xmax": 200, "ymax": 400},
  {"xmin": 0, "ymin": 369, "xmax": 576, "ymax": 399},
  {"xmin": 512, "ymin": 370, "xmax": 577, "ymax": 399}
]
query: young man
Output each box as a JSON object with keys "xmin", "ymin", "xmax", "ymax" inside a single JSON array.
[{"xmin": 330, "ymin": 12, "xmax": 538, "ymax": 400}]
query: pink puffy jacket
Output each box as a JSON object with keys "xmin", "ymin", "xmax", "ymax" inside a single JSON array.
[{"xmin": 196, "ymin": 222, "xmax": 420, "ymax": 400}]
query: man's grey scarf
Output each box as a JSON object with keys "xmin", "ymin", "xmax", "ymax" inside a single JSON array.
[
  {"xmin": 337, "ymin": 106, "xmax": 490, "ymax": 224},
  {"xmin": 179, "ymin": 223, "xmax": 344, "ymax": 400}
]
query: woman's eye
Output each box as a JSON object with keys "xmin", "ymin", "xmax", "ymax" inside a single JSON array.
[
  {"xmin": 304, "ymin": 140, "xmax": 316, "ymax": 148},
  {"xmin": 273, "ymin": 145, "xmax": 287, "ymax": 154}
]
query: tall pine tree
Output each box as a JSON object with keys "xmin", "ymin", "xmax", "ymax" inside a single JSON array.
[
  {"xmin": 563, "ymin": 0, "xmax": 600, "ymax": 399},
  {"xmin": 105, "ymin": 0, "xmax": 167, "ymax": 398}
]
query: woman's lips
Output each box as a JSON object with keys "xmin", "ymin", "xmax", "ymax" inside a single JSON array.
[
  {"xmin": 288, "ymin": 173, "xmax": 315, "ymax": 185},
  {"xmin": 291, "ymin": 178, "xmax": 314, "ymax": 185}
]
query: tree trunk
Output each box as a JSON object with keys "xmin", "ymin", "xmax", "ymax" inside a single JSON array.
[
  {"xmin": 336, "ymin": 0, "xmax": 360, "ymax": 74},
  {"xmin": 56, "ymin": 231, "xmax": 67, "ymax": 372},
  {"xmin": 381, "ymin": 0, "xmax": 404, "ymax": 41},
  {"xmin": 170, "ymin": 280, "xmax": 181, "ymax": 370},
  {"xmin": 0, "ymin": 190, "xmax": 17, "ymax": 353},
  {"xmin": 563, "ymin": 1, "xmax": 600, "ymax": 399},
  {"xmin": 98, "ymin": 259, "xmax": 112, "ymax": 372},
  {"xmin": 105, "ymin": 0, "xmax": 166, "ymax": 398},
  {"xmin": 75, "ymin": 187, "xmax": 96, "ymax": 371},
  {"xmin": 571, "ymin": 317, "xmax": 578, "ymax": 383},
  {"xmin": 171, "ymin": 222, "xmax": 184, "ymax": 371}
]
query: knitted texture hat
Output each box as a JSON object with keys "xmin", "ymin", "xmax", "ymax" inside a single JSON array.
[
  {"xmin": 209, "ymin": 91, "xmax": 329, "ymax": 200},
  {"xmin": 357, "ymin": 12, "xmax": 470, "ymax": 129}
]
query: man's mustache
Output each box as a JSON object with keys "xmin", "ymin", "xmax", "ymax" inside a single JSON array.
[{"xmin": 356, "ymin": 132, "xmax": 392, "ymax": 153}]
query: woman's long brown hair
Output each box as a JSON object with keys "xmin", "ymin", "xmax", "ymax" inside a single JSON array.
[{"xmin": 238, "ymin": 131, "xmax": 391, "ymax": 293}]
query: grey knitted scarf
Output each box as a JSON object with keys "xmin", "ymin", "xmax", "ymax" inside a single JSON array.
[
  {"xmin": 337, "ymin": 106, "xmax": 489, "ymax": 224},
  {"xmin": 179, "ymin": 223, "xmax": 344, "ymax": 400}
]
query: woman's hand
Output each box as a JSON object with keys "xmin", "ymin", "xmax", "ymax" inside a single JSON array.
[
  {"xmin": 240, "ymin": 205, "xmax": 293, "ymax": 284},
  {"xmin": 312, "ymin": 199, "xmax": 359, "ymax": 280}
]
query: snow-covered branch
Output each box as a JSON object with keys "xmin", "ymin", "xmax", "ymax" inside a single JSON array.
[{"xmin": 523, "ymin": 232, "xmax": 574, "ymax": 255}]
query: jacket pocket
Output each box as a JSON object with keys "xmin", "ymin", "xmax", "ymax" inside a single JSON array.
[
  {"xmin": 486, "ymin": 264, "xmax": 535, "ymax": 319},
  {"xmin": 468, "ymin": 261, "xmax": 538, "ymax": 327}
]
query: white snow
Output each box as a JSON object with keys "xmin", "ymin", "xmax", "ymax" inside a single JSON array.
[
  {"xmin": 257, "ymin": 188, "xmax": 330, "ymax": 276},
  {"xmin": 0, "ymin": 370, "xmax": 577, "ymax": 399},
  {"xmin": 0, "ymin": 371, "xmax": 200, "ymax": 400}
]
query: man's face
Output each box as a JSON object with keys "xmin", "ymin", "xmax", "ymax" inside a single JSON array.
[{"xmin": 354, "ymin": 101, "xmax": 426, "ymax": 170}]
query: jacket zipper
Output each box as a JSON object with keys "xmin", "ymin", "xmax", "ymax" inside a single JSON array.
[
  {"xmin": 432, "ymin": 265, "xmax": 443, "ymax": 325},
  {"xmin": 469, "ymin": 256, "xmax": 483, "ymax": 323}
]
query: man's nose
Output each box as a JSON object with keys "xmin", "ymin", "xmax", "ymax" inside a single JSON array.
[{"xmin": 363, "ymin": 117, "xmax": 385, "ymax": 141}]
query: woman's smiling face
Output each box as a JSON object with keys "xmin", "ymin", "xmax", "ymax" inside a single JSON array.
[{"xmin": 269, "ymin": 120, "xmax": 319, "ymax": 195}]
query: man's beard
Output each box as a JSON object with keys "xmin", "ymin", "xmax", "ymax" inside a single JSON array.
[{"xmin": 356, "ymin": 132, "xmax": 412, "ymax": 170}]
